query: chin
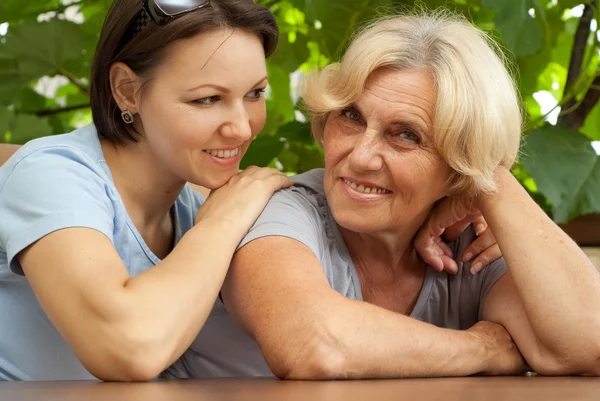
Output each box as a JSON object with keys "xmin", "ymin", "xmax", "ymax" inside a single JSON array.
[
  {"xmin": 192, "ymin": 168, "xmax": 239, "ymax": 190},
  {"xmin": 332, "ymin": 209, "xmax": 383, "ymax": 234}
]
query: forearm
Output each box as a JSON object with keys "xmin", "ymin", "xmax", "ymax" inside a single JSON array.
[
  {"xmin": 273, "ymin": 297, "xmax": 512, "ymax": 379},
  {"xmin": 86, "ymin": 220, "xmax": 239, "ymax": 380},
  {"xmin": 479, "ymin": 169, "xmax": 600, "ymax": 366}
]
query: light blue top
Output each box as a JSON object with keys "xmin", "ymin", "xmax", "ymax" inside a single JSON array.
[{"xmin": 0, "ymin": 125, "xmax": 204, "ymax": 381}]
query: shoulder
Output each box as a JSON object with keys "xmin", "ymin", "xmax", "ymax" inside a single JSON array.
[
  {"xmin": 238, "ymin": 169, "xmax": 329, "ymax": 257},
  {"xmin": 270, "ymin": 168, "xmax": 327, "ymax": 216},
  {"xmin": 173, "ymin": 184, "xmax": 205, "ymax": 233},
  {"xmin": 0, "ymin": 125, "xmax": 108, "ymax": 191}
]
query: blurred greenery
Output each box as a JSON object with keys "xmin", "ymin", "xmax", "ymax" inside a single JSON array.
[{"xmin": 0, "ymin": 0, "xmax": 599, "ymax": 222}]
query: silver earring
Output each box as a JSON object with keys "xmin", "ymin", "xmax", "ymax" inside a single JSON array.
[{"xmin": 121, "ymin": 109, "xmax": 134, "ymax": 124}]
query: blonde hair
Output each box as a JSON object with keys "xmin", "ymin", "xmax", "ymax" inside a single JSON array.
[{"xmin": 302, "ymin": 10, "xmax": 522, "ymax": 194}]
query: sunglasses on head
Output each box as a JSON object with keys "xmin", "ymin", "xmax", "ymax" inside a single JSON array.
[
  {"xmin": 133, "ymin": 0, "xmax": 258, "ymax": 36},
  {"xmin": 130, "ymin": 0, "xmax": 210, "ymax": 40}
]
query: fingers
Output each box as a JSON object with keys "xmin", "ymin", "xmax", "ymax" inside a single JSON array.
[
  {"xmin": 462, "ymin": 229, "xmax": 497, "ymax": 263},
  {"xmin": 232, "ymin": 166, "xmax": 293, "ymax": 190},
  {"xmin": 470, "ymin": 244, "xmax": 501, "ymax": 275},
  {"xmin": 442, "ymin": 216, "xmax": 474, "ymax": 241},
  {"xmin": 441, "ymin": 255, "xmax": 458, "ymax": 274},
  {"xmin": 266, "ymin": 171, "xmax": 294, "ymax": 191},
  {"xmin": 471, "ymin": 215, "xmax": 488, "ymax": 236}
]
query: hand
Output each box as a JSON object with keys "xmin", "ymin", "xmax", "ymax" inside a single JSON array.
[
  {"xmin": 414, "ymin": 197, "xmax": 502, "ymax": 274},
  {"xmin": 194, "ymin": 166, "xmax": 293, "ymax": 239},
  {"xmin": 467, "ymin": 321, "xmax": 528, "ymax": 376}
]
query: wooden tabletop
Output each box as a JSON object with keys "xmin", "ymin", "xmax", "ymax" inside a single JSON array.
[{"xmin": 2, "ymin": 377, "xmax": 600, "ymax": 401}]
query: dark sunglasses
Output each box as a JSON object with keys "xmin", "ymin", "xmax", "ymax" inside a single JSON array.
[{"xmin": 133, "ymin": 0, "xmax": 211, "ymax": 37}]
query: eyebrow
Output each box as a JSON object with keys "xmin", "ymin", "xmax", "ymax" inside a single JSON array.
[
  {"xmin": 352, "ymin": 103, "xmax": 428, "ymax": 131},
  {"xmin": 186, "ymin": 76, "xmax": 268, "ymax": 93}
]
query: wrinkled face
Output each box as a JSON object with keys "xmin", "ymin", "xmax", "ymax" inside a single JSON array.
[
  {"xmin": 323, "ymin": 68, "xmax": 452, "ymax": 235},
  {"xmin": 136, "ymin": 29, "xmax": 268, "ymax": 189}
]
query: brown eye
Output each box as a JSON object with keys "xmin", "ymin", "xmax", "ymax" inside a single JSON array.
[
  {"xmin": 246, "ymin": 88, "xmax": 266, "ymax": 99},
  {"xmin": 192, "ymin": 96, "xmax": 219, "ymax": 105}
]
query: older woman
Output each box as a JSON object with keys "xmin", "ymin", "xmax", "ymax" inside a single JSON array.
[{"xmin": 165, "ymin": 12, "xmax": 600, "ymax": 379}]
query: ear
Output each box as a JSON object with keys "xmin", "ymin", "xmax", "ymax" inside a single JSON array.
[{"xmin": 109, "ymin": 62, "xmax": 142, "ymax": 114}]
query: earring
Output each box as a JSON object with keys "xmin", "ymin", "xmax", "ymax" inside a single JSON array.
[{"xmin": 121, "ymin": 109, "xmax": 134, "ymax": 124}]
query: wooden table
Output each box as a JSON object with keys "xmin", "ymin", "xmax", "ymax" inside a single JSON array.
[{"xmin": 2, "ymin": 377, "xmax": 600, "ymax": 401}]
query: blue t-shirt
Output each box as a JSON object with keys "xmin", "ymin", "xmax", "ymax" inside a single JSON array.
[{"xmin": 0, "ymin": 125, "xmax": 204, "ymax": 381}]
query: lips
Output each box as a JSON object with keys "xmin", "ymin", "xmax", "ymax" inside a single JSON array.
[
  {"xmin": 342, "ymin": 177, "xmax": 391, "ymax": 195},
  {"xmin": 203, "ymin": 147, "xmax": 240, "ymax": 159}
]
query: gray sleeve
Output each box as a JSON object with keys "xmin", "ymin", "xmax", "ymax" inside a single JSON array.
[
  {"xmin": 476, "ymin": 257, "xmax": 508, "ymax": 320},
  {"xmin": 236, "ymin": 187, "xmax": 323, "ymax": 259},
  {"xmin": 453, "ymin": 228, "xmax": 508, "ymax": 324}
]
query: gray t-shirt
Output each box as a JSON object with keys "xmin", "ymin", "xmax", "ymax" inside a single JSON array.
[{"xmin": 165, "ymin": 169, "xmax": 507, "ymax": 379}]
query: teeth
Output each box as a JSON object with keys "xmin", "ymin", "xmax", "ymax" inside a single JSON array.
[
  {"xmin": 344, "ymin": 179, "xmax": 389, "ymax": 195},
  {"xmin": 204, "ymin": 148, "xmax": 240, "ymax": 159}
]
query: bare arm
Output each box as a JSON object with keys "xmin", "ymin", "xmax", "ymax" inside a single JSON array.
[
  {"xmin": 222, "ymin": 236, "xmax": 525, "ymax": 379},
  {"xmin": 478, "ymin": 168, "xmax": 600, "ymax": 375},
  {"xmin": 19, "ymin": 167, "xmax": 291, "ymax": 382},
  {"xmin": 21, "ymin": 223, "xmax": 234, "ymax": 381}
]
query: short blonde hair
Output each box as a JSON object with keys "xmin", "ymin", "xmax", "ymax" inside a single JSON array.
[{"xmin": 302, "ymin": 10, "xmax": 522, "ymax": 194}]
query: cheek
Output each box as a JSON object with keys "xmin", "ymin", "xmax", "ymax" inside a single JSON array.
[
  {"xmin": 323, "ymin": 120, "xmax": 354, "ymax": 167},
  {"xmin": 248, "ymin": 102, "xmax": 267, "ymax": 134},
  {"xmin": 387, "ymin": 151, "xmax": 448, "ymax": 194}
]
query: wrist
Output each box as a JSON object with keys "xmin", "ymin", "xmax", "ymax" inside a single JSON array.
[
  {"xmin": 465, "ymin": 326, "xmax": 494, "ymax": 374},
  {"xmin": 188, "ymin": 217, "xmax": 240, "ymax": 247},
  {"xmin": 476, "ymin": 167, "xmax": 516, "ymax": 214}
]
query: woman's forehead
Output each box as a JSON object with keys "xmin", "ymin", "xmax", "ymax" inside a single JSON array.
[{"xmin": 357, "ymin": 68, "xmax": 436, "ymax": 128}]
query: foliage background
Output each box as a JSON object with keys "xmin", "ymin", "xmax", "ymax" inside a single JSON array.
[{"xmin": 1, "ymin": 0, "xmax": 599, "ymax": 222}]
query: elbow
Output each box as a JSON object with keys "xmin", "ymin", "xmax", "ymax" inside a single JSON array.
[
  {"xmin": 84, "ymin": 325, "xmax": 170, "ymax": 381},
  {"xmin": 264, "ymin": 329, "xmax": 349, "ymax": 380},
  {"xmin": 89, "ymin": 355, "xmax": 163, "ymax": 382},
  {"xmin": 270, "ymin": 344, "xmax": 348, "ymax": 380},
  {"xmin": 528, "ymin": 341, "xmax": 600, "ymax": 376}
]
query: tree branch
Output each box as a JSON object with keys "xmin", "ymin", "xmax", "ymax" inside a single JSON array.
[
  {"xmin": 56, "ymin": 68, "xmax": 90, "ymax": 97},
  {"xmin": 558, "ymin": 0, "xmax": 595, "ymax": 126},
  {"xmin": 35, "ymin": 103, "xmax": 90, "ymax": 117},
  {"xmin": 560, "ymin": 74, "xmax": 600, "ymax": 130}
]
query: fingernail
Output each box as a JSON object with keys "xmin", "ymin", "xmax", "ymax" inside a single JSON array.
[
  {"xmin": 475, "ymin": 224, "xmax": 485, "ymax": 236},
  {"xmin": 471, "ymin": 262, "xmax": 482, "ymax": 275},
  {"xmin": 463, "ymin": 252, "xmax": 473, "ymax": 262}
]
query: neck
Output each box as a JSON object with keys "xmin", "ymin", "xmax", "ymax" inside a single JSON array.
[
  {"xmin": 339, "ymin": 212, "xmax": 431, "ymax": 284},
  {"xmin": 101, "ymin": 138, "xmax": 185, "ymax": 229}
]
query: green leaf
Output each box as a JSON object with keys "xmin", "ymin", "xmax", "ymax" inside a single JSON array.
[
  {"xmin": 277, "ymin": 145, "xmax": 301, "ymax": 172},
  {"xmin": 521, "ymin": 125, "xmax": 600, "ymax": 222},
  {"xmin": 0, "ymin": 108, "xmax": 14, "ymax": 143},
  {"xmin": 266, "ymin": 64, "xmax": 295, "ymax": 121},
  {"xmin": 9, "ymin": 113, "xmax": 53, "ymax": 144},
  {"xmin": 276, "ymin": 120, "xmax": 313, "ymax": 144},
  {"xmin": 292, "ymin": 142, "xmax": 324, "ymax": 173},
  {"xmin": 270, "ymin": 33, "xmax": 310, "ymax": 73},
  {"xmin": 558, "ymin": 0, "xmax": 591, "ymax": 7},
  {"xmin": 581, "ymin": 102, "xmax": 600, "ymax": 141},
  {"xmin": 0, "ymin": 19, "xmax": 88, "ymax": 79},
  {"xmin": 304, "ymin": 0, "xmax": 379, "ymax": 59},
  {"xmin": 14, "ymin": 87, "xmax": 48, "ymax": 113},
  {"xmin": 0, "ymin": 0, "xmax": 59, "ymax": 23},
  {"xmin": 0, "ymin": 58, "xmax": 32, "ymax": 106},
  {"xmin": 241, "ymin": 135, "xmax": 285, "ymax": 168},
  {"xmin": 482, "ymin": 0, "xmax": 542, "ymax": 57}
]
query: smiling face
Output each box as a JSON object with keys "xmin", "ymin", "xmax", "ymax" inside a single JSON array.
[
  {"xmin": 134, "ymin": 29, "xmax": 268, "ymax": 189},
  {"xmin": 323, "ymin": 68, "xmax": 452, "ymax": 235}
]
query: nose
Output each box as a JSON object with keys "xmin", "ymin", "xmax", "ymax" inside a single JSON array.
[
  {"xmin": 347, "ymin": 128, "xmax": 384, "ymax": 172},
  {"xmin": 221, "ymin": 101, "xmax": 253, "ymax": 142}
]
